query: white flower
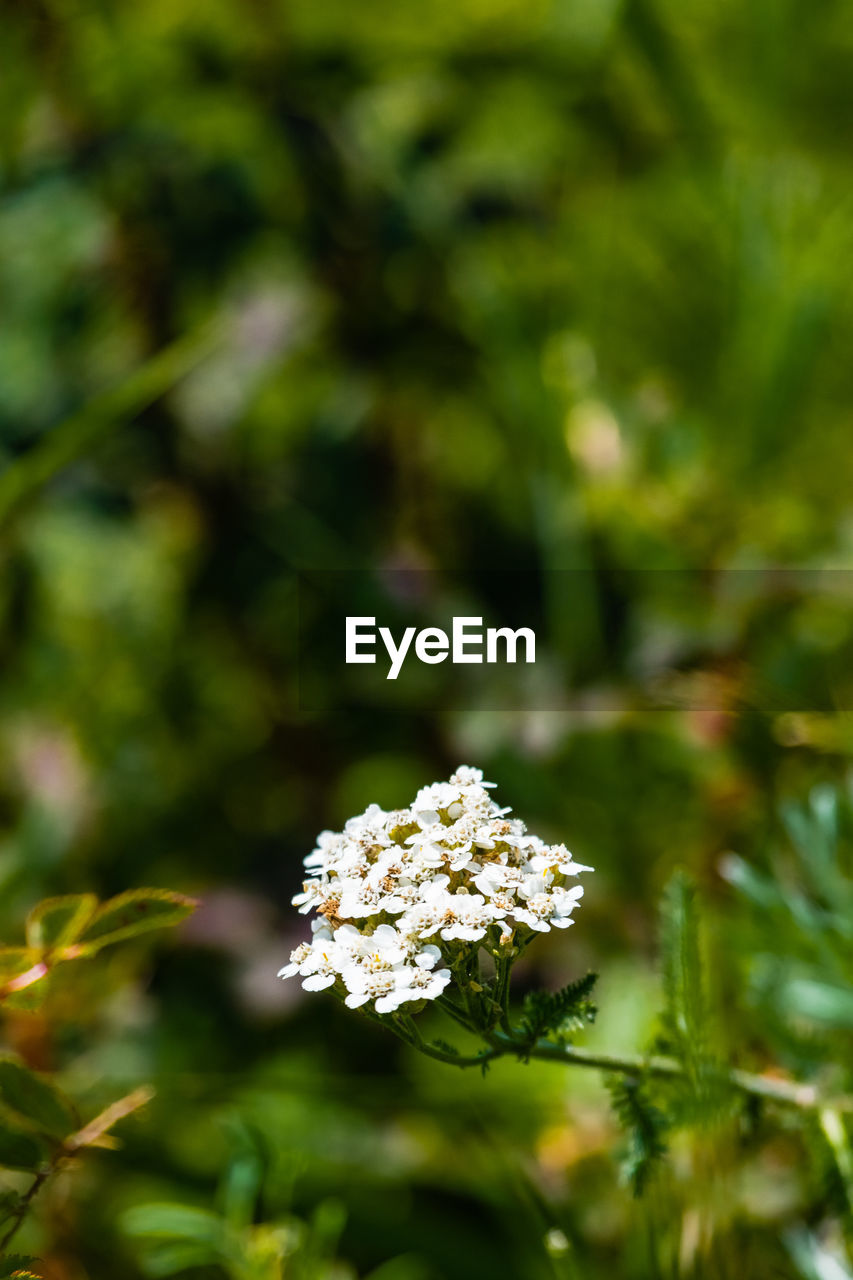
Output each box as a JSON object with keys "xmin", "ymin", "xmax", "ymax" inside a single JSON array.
[
  {"xmin": 291, "ymin": 881, "xmax": 326, "ymax": 915},
  {"xmin": 528, "ymin": 843, "xmax": 593, "ymax": 877},
  {"xmin": 473, "ymin": 863, "xmax": 523, "ymax": 897},
  {"xmin": 513, "ymin": 881, "xmax": 584, "ymax": 932},
  {"xmin": 413, "ymin": 943, "xmax": 442, "ymax": 969},
  {"xmin": 447, "ymin": 844, "xmax": 476, "ymax": 873},
  {"xmin": 278, "ymin": 766, "xmax": 593, "ymax": 1015},
  {"xmin": 403, "ymin": 830, "xmax": 448, "ymax": 868},
  {"xmin": 381, "ymin": 964, "xmax": 452, "ymax": 1011},
  {"xmin": 398, "ymin": 880, "xmax": 452, "ymax": 941},
  {"xmin": 277, "ymin": 941, "xmax": 312, "ymax": 980},
  {"xmin": 338, "ymin": 881, "xmax": 384, "ymax": 920},
  {"xmin": 449, "ymin": 765, "xmax": 487, "ymax": 786},
  {"xmin": 298, "ymin": 936, "xmax": 342, "ymax": 990},
  {"xmin": 352, "ymin": 923, "xmax": 408, "ymax": 969},
  {"xmin": 339, "ymin": 926, "xmax": 407, "ymax": 996},
  {"xmin": 343, "ymin": 969, "xmax": 400, "ymax": 1009},
  {"xmin": 438, "ymin": 891, "xmax": 496, "ymax": 942}
]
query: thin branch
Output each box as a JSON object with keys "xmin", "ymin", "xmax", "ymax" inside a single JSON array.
[
  {"xmin": 0, "ymin": 963, "xmax": 49, "ymax": 1002},
  {"xmin": 0, "ymin": 321, "xmax": 219, "ymax": 531},
  {"xmin": 419, "ymin": 1042, "xmax": 500, "ymax": 1069},
  {"xmin": 0, "ymin": 1086, "xmax": 157, "ymax": 1255},
  {"xmin": 494, "ymin": 956, "xmax": 513, "ymax": 1034},
  {"xmin": 485, "ymin": 1031, "xmax": 853, "ymax": 1113},
  {"xmin": 0, "ymin": 1163, "xmax": 53, "ymax": 1253},
  {"xmin": 403, "ymin": 1018, "xmax": 499, "ymax": 1069},
  {"xmin": 356, "ymin": 981, "xmax": 852, "ymax": 1113},
  {"xmin": 437, "ymin": 994, "xmax": 477, "ymax": 1032}
]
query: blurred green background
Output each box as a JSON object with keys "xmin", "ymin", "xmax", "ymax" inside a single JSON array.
[{"xmin": 1, "ymin": 0, "xmax": 853, "ymax": 1276}]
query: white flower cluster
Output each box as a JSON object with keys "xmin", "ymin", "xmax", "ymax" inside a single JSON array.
[{"xmin": 278, "ymin": 766, "xmax": 591, "ymax": 1015}]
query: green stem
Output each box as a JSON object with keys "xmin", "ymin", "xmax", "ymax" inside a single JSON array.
[
  {"xmin": 361, "ymin": 1006, "xmax": 493, "ymax": 1069},
  {"xmin": 371, "ymin": 996, "xmax": 851, "ymax": 1110},
  {"xmin": 0, "ymin": 321, "xmax": 219, "ymax": 531},
  {"xmin": 449, "ymin": 959, "xmax": 478, "ymax": 1026},
  {"xmin": 437, "ymin": 995, "xmax": 476, "ymax": 1031},
  {"xmin": 405, "ymin": 1020, "xmax": 499, "ymax": 1069},
  {"xmin": 484, "ymin": 1031, "xmax": 853, "ymax": 1113},
  {"xmin": 494, "ymin": 957, "xmax": 512, "ymax": 1033},
  {"xmin": 360, "ymin": 1007, "xmax": 417, "ymax": 1051},
  {"xmin": 359, "ymin": 975, "xmax": 851, "ymax": 1113}
]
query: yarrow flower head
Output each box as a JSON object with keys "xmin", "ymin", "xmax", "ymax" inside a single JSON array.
[{"xmin": 278, "ymin": 766, "xmax": 592, "ymax": 1019}]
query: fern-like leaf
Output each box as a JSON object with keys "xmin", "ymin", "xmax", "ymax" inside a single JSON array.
[
  {"xmin": 659, "ymin": 871, "xmax": 706, "ymax": 1065},
  {"xmin": 607, "ymin": 1077, "xmax": 668, "ymax": 1197},
  {"xmin": 520, "ymin": 972, "xmax": 598, "ymax": 1047}
]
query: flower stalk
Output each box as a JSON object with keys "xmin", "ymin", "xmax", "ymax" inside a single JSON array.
[
  {"xmin": 488, "ymin": 1032, "xmax": 853, "ymax": 1113},
  {"xmin": 385, "ymin": 1005, "xmax": 853, "ymax": 1112}
]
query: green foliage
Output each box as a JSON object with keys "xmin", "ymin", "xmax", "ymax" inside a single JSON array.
[
  {"xmin": 785, "ymin": 1228, "xmax": 853, "ymax": 1280},
  {"xmin": 723, "ymin": 786, "xmax": 853, "ymax": 1051},
  {"xmin": 1, "ymin": 0, "xmax": 853, "ymax": 1271},
  {"xmin": 70, "ymin": 890, "xmax": 199, "ymax": 956},
  {"xmin": 606, "ymin": 1076, "xmax": 669, "ymax": 1197},
  {"xmin": 0, "ymin": 957, "xmax": 44, "ymax": 1015},
  {"xmin": 123, "ymin": 1143, "xmax": 420, "ymax": 1280},
  {"xmin": 655, "ymin": 868, "xmax": 736, "ymax": 1131},
  {"xmin": 520, "ymin": 973, "xmax": 598, "ymax": 1048},
  {"xmin": 0, "ymin": 327, "xmax": 216, "ymax": 527},
  {"xmin": 430, "ymin": 1039, "xmax": 460, "ymax": 1060},
  {"xmin": 0, "ymin": 1056, "xmax": 80, "ymax": 1189},
  {"xmin": 0, "ymin": 1060, "xmax": 76, "ymax": 1140},
  {"xmin": 0, "ymin": 1086, "xmax": 158, "ymax": 1273},
  {"xmin": 0, "ymin": 896, "xmax": 194, "ymax": 1275},
  {"xmin": 0, "ymin": 1257, "xmax": 41, "ymax": 1279},
  {"xmin": 0, "ymin": 1197, "xmax": 20, "ymax": 1230},
  {"xmin": 0, "ymin": 1126, "xmax": 44, "ymax": 1174},
  {"xmin": 122, "ymin": 1204, "xmax": 225, "ymax": 1277},
  {"xmin": 24, "ymin": 896, "xmax": 98, "ymax": 953},
  {"xmin": 658, "ymin": 871, "xmax": 707, "ymax": 1067},
  {"xmin": 0, "ymin": 890, "xmax": 197, "ymax": 1009}
]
